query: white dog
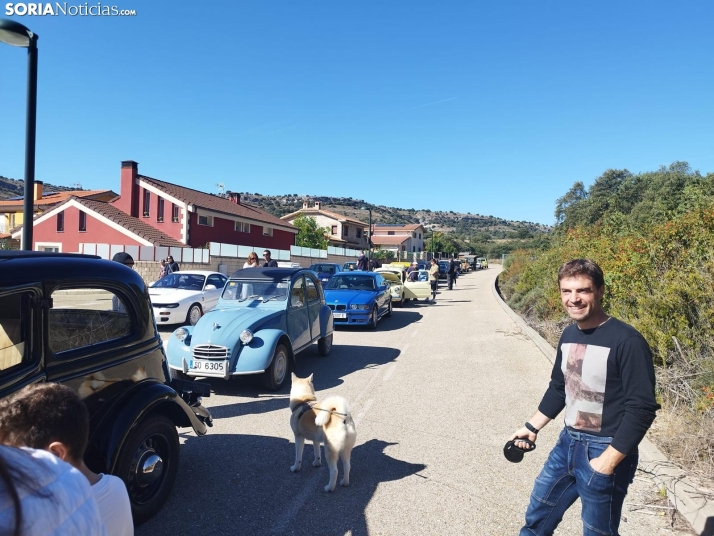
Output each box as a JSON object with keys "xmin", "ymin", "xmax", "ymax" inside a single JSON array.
[{"xmin": 289, "ymin": 373, "xmax": 357, "ymax": 492}]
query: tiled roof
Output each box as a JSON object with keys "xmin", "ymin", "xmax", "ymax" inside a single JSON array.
[
  {"xmin": 370, "ymin": 235, "xmax": 410, "ymax": 246},
  {"xmin": 12, "ymin": 197, "xmax": 184, "ymax": 248},
  {"xmin": 372, "ymin": 223, "xmax": 423, "ymax": 231},
  {"xmin": 281, "ymin": 207, "xmax": 368, "ymax": 227},
  {"xmin": 0, "ymin": 190, "xmax": 116, "ymax": 208},
  {"xmin": 140, "ymin": 176, "xmax": 296, "ymax": 232}
]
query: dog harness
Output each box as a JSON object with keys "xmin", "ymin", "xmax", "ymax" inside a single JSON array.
[{"xmin": 294, "ymin": 401, "xmax": 316, "ymax": 421}]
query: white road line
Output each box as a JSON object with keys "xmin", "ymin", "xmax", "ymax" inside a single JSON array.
[
  {"xmin": 382, "ymin": 363, "xmax": 397, "ymax": 382},
  {"xmin": 354, "ymin": 398, "xmax": 373, "ymax": 426},
  {"xmin": 270, "ymin": 470, "xmax": 323, "ymax": 534}
]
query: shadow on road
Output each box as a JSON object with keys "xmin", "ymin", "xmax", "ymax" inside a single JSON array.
[
  {"xmin": 201, "ymin": 344, "xmax": 401, "ymax": 418},
  {"xmin": 137, "ymin": 434, "xmax": 426, "ymax": 536},
  {"xmin": 334, "ymin": 311, "xmax": 423, "ymax": 333}
]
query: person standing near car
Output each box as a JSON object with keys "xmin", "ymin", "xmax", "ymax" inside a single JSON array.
[
  {"xmin": 158, "ymin": 259, "xmax": 167, "ymax": 279},
  {"xmin": 357, "ymin": 250, "xmax": 368, "ymax": 271},
  {"xmin": 428, "ymin": 258, "xmax": 439, "ymax": 303},
  {"xmin": 166, "ymin": 255, "xmax": 180, "ymax": 274},
  {"xmin": 243, "ymin": 252, "xmax": 259, "ymax": 268},
  {"xmin": 262, "ymin": 250, "xmax": 278, "ymax": 267},
  {"xmin": 447, "ymin": 257, "xmax": 458, "ymax": 290},
  {"xmin": 509, "ymin": 259, "xmax": 659, "ymax": 535}
]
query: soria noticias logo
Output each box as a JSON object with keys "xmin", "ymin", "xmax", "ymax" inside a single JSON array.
[{"xmin": 5, "ymin": 3, "xmax": 137, "ymax": 16}]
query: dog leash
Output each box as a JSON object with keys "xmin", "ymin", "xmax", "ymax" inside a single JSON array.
[{"xmin": 294, "ymin": 402, "xmax": 348, "ymax": 420}]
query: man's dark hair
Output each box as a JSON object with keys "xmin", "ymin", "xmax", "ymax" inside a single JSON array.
[
  {"xmin": 557, "ymin": 259, "xmax": 605, "ymax": 289},
  {"xmin": 0, "ymin": 383, "xmax": 89, "ymax": 462}
]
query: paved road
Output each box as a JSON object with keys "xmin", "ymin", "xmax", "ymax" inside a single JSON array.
[{"xmin": 140, "ymin": 268, "xmax": 693, "ymax": 536}]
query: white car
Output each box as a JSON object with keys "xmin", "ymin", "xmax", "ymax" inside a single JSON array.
[
  {"xmin": 149, "ymin": 271, "xmax": 228, "ymax": 326},
  {"xmin": 375, "ymin": 266, "xmax": 432, "ymax": 306}
]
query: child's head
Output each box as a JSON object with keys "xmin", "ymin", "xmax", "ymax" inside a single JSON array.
[{"xmin": 0, "ymin": 383, "xmax": 89, "ymax": 465}]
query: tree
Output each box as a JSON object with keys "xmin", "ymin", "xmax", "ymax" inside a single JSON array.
[{"xmin": 292, "ymin": 214, "xmax": 329, "ymax": 249}]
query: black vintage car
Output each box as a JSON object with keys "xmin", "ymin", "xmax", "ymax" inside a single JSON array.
[{"xmin": 0, "ymin": 251, "xmax": 212, "ymax": 524}]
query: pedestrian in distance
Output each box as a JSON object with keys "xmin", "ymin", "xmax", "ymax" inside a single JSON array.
[
  {"xmin": 111, "ymin": 252, "xmax": 134, "ymax": 313},
  {"xmin": 357, "ymin": 250, "xmax": 369, "ymax": 271},
  {"xmin": 0, "ymin": 383, "xmax": 134, "ymax": 536},
  {"xmin": 428, "ymin": 258, "xmax": 439, "ymax": 303},
  {"xmin": 165, "ymin": 255, "xmax": 180, "ymax": 274},
  {"xmin": 447, "ymin": 257, "xmax": 458, "ymax": 290},
  {"xmin": 369, "ymin": 257, "xmax": 381, "ymax": 271},
  {"xmin": 407, "ymin": 261, "xmax": 419, "ymax": 282},
  {"xmin": 243, "ymin": 252, "xmax": 260, "ymax": 268},
  {"xmin": 262, "ymin": 250, "xmax": 278, "ymax": 267},
  {"xmin": 509, "ymin": 258, "xmax": 660, "ymax": 536},
  {"xmin": 158, "ymin": 259, "xmax": 167, "ymax": 279}
]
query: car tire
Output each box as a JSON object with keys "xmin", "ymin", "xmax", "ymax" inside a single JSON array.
[
  {"xmin": 386, "ymin": 299, "xmax": 393, "ymax": 317},
  {"xmin": 115, "ymin": 413, "xmax": 179, "ymax": 525},
  {"xmin": 186, "ymin": 303, "xmax": 202, "ymax": 326},
  {"xmin": 263, "ymin": 343, "xmax": 289, "ymax": 391},
  {"xmin": 318, "ymin": 333, "xmax": 333, "ymax": 357},
  {"xmin": 368, "ymin": 306, "xmax": 378, "ymax": 330},
  {"xmin": 169, "ymin": 367, "xmax": 189, "ymax": 381}
]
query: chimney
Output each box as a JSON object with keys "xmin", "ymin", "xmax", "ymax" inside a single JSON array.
[
  {"xmin": 315, "ymin": 201, "xmax": 321, "ymax": 210},
  {"xmin": 33, "ymin": 181, "xmax": 43, "ymax": 201},
  {"xmin": 302, "ymin": 201, "xmax": 308, "ymax": 209},
  {"xmin": 227, "ymin": 191, "xmax": 240, "ymax": 204},
  {"xmin": 115, "ymin": 161, "xmax": 139, "ymax": 217}
]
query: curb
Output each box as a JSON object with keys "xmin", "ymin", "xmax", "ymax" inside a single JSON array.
[{"xmin": 491, "ymin": 271, "xmax": 714, "ymax": 536}]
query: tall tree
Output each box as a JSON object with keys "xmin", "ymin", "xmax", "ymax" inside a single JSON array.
[{"xmin": 292, "ymin": 214, "xmax": 329, "ymax": 249}]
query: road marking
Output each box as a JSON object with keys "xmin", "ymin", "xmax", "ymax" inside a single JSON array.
[
  {"xmin": 270, "ymin": 471, "xmax": 323, "ymax": 534},
  {"xmin": 382, "ymin": 363, "xmax": 397, "ymax": 382}
]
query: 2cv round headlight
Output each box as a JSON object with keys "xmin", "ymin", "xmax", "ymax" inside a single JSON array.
[{"xmin": 239, "ymin": 329, "xmax": 254, "ymax": 345}]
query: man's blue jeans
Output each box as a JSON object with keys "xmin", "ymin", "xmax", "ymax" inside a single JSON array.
[{"xmin": 520, "ymin": 427, "xmax": 638, "ymax": 536}]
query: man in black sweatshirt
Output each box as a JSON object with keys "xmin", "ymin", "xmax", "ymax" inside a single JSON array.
[{"xmin": 509, "ymin": 259, "xmax": 659, "ymax": 536}]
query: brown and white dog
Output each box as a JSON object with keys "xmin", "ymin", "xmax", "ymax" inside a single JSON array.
[{"xmin": 289, "ymin": 373, "xmax": 357, "ymax": 492}]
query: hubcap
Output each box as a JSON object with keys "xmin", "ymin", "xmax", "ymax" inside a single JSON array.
[
  {"xmin": 190, "ymin": 307, "xmax": 201, "ymax": 325},
  {"xmin": 139, "ymin": 453, "xmax": 164, "ymax": 485},
  {"xmin": 274, "ymin": 351, "xmax": 287, "ymax": 384}
]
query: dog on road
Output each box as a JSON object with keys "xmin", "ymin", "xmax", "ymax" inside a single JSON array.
[{"xmin": 289, "ymin": 373, "xmax": 357, "ymax": 492}]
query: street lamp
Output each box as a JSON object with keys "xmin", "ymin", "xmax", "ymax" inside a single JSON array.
[
  {"xmin": 0, "ymin": 19, "xmax": 39, "ymax": 251},
  {"xmin": 360, "ymin": 206, "xmax": 372, "ymax": 268}
]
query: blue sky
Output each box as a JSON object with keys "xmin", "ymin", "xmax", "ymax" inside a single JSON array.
[{"xmin": 1, "ymin": 1, "xmax": 713, "ymax": 225}]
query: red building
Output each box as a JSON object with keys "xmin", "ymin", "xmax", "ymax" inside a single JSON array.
[{"xmin": 14, "ymin": 160, "xmax": 298, "ymax": 252}]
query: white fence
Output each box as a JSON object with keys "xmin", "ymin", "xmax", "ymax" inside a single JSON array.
[{"xmin": 79, "ymin": 242, "xmax": 364, "ymax": 263}]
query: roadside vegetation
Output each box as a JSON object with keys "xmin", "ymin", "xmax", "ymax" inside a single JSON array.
[{"xmin": 498, "ymin": 161, "xmax": 714, "ymax": 479}]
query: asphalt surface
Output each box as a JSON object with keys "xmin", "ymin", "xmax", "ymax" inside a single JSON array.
[{"xmin": 139, "ymin": 268, "xmax": 694, "ymax": 536}]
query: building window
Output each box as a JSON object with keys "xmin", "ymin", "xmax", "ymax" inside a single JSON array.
[
  {"xmin": 143, "ymin": 189, "xmax": 150, "ymax": 217},
  {"xmin": 342, "ymin": 225, "xmax": 348, "ymax": 237},
  {"xmin": 235, "ymin": 221, "xmax": 250, "ymax": 233},
  {"xmin": 172, "ymin": 204, "xmax": 179, "ymax": 223},
  {"xmin": 157, "ymin": 197, "xmax": 164, "ymax": 222},
  {"xmin": 198, "ymin": 215, "xmax": 213, "ymax": 226},
  {"xmin": 356, "ymin": 229, "xmax": 362, "ymax": 239},
  {"xmin": 79, "ymin": 211, "xmax": 87, "ymax": 232},
  {"xmin": 263, "ymin": 226, "xmax": 273, "ymax": 237},
  {"xmin": 56, "ymin": 211, "xmax": 64, "ymax": 232},
  {"xmin": 413, "ymin": 246, "xmax": 416, "ymax": 252},
  {"xmin": 331, "ymin": 225, "xmax": 337, "ymax": 235},
  {"xmin": 388, "ymin": 231, "xmax": 395, "ymax": 235}
]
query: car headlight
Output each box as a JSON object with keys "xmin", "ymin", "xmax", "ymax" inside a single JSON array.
[
  {"xmin": 239, "ymin": 329, "xmax": 254, "ymax": 344},
  {"xmin": 349, "ymin": 304, "xmax": 371, "ymax": 310},
  {"xmin": 392, "ymin": 286, "xmax": 402, "ymax": 293},
  {"xmin": 153, "ymin": 303, "xmax": 180, "ymax": 309},
  {"xmin": 175, "ymin": 327, "xmax": 189, "ymax": 341}
]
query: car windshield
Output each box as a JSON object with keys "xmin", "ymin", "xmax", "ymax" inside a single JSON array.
[
  {"xmin": 152, "ymin": 273, "xmax": 205, "ymax": 291},
  {"xmin": 221, "ymin": 279, "xmax": 289, "ymax": 302},
  {"xmin": 309, "ymin": 264, "xmax": 337, "ymax": 274},
  {"xmin": 324, "ymin": 274, "xmax": 376, "ymax": 291}
]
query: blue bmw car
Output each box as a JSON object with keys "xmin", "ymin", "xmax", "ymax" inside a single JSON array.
[
  {"xmin": 323, "ymin": 271, "xmax": 392, "ymax": 329},
  {"xmin": 308, "ymin": 262, "xmax": 343, "ymax": 287}
]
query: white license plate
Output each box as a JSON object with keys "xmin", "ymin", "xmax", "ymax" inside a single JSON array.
[
  {"xmin": 333, "ymin": 312, "xmax": 347, "ymax": 319},
  {"xmin": 189, "ymin": 359, "xmax": 227, "ymax": 375}
]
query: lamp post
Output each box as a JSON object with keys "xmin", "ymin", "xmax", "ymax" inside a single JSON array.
[
  {"xmin": 0, "ymin": 19, "xmax": 39, "ymax": 251},
  {"xmin": 360, "ymin": 206, "xmax": 372, "ymax": 268}
]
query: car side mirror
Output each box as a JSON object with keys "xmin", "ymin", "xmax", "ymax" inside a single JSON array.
[
  {"xmin": 379, "ymin": 285, "xmax": 388, "ymax": 291},
  {"xmin": 205, "ymin": 284, "xmax": 217, "ymax": 290}
]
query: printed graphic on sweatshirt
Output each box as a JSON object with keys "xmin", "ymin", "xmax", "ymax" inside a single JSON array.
[{"xmin": 560, "ymin": 343, "xmax": 610, "ymax": 432}]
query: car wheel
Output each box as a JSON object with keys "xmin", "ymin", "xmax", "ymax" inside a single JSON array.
[
  {"xmin": 186, "ymin": 303, "xmax": 202, "ymax": 326},
  {"xmin": 318, "ymin": 333, "xmax": 333, "ymax": 357},
  {"xmin": 386, "ymin": 299, "xmax": 393, "ymax": 317},
  {"xmin": 115, "ymin": 414, "xmax": 179, "ymax": 525},
  {"xmin": 263, "ymin": 343, "xmax": 289, "ymax": 391},
  {"xmin": 368, "ymin": 306, "xmax": 378, "ymax": 330},
  {"xmin": 169, "ymin": 367, "xmax": 189, "ymax": 381}
]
